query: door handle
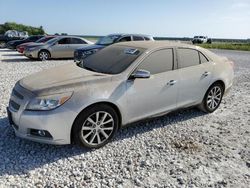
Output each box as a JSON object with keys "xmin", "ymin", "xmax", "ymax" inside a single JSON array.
[
  {"xmin": 203, "ymin": 71, "xmax": 210, "ymax": 77},
  {"xmin": 167, "ymin": 80, "xmax": 177, "ymax": 85}
]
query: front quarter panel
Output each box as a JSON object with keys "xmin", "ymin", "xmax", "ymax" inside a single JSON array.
[{"xmin": 65, "ymin": 77, "xmax": 127, "ymax": 125}]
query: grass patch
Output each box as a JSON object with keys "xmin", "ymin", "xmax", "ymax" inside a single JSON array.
[{"xmin": 198, "ymin": 43, "xmax": 250, "ymax": 51}]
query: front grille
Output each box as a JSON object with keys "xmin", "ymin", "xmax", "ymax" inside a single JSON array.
[
  {"xmin": 10, "ymin": 100, "xmax": 20, "ymax": 111},
  {"xmin": 13, "ymin": 89, "xmax": 24, "ymax": 100}
]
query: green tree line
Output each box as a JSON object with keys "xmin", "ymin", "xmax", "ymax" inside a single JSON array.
[{"xmin": 0, "ymin": 22, "xmax": 45, "ymax": 35}]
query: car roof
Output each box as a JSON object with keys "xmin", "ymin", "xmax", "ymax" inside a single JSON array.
[
  {"xmin": 113, "ymin": 41, "xmax": 195, "ymax": 50},
  {"xmin": 108, "ymin": 33, "xmax": 153, "ymax": 38}
]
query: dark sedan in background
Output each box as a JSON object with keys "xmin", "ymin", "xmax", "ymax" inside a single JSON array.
[
  {"xmin": 16, "ymin": 36, "xmax": 56, "ymax": 53},
  {"xmin": 74, "ymin": 33, "xmax": 154, "ymax": 63},
  {"xmin": 6, "ymin": 35, "xmax": 45, "ymax": 49}
]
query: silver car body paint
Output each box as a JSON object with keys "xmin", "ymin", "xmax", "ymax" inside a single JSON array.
[{"xmin": 8, "ymin": 41, "xmax": 234, "ymax": 144}]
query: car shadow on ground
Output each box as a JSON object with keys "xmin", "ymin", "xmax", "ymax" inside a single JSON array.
[
  {"xmin": 0, "ymin": 49, "xmax": 13, "ymax": 52},
  {"xmin": 1, "ymin": 58, "xmax": 35, "ymax": 63},
  {"xmin": 2, "ymin": 54, "xmax": 22, "ymax": 57},
  {"xmin": 0, "ymin": 108, "xmax": 206, "ymax": 176}
]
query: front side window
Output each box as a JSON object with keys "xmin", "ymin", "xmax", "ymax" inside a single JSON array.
[
  {"xmin": 178, "ymin": 48, "xmax": 200, "ymax": 68},
  {"xmin": 81, "ymin": 45, "xmax": 145, "ymax": 74},
  {"xmin": 58, "ymin": 38, "xmax": 71, "ymax": 44},
  {"xmin": 118, "ymin": 36, "xmax": 131, "ymax": 42},
  {"xmin": 137, "ymin": 49, "xmax": 173, "ymax": 74}
]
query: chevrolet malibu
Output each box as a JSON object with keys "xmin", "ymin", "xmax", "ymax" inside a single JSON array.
[
  {"xmin": 24, "ymin": 36, "xmax": 93, "ymax": 61},
  {"xmin": 7, "ymin": 41, "xmax": 234, "ymax": 148}
]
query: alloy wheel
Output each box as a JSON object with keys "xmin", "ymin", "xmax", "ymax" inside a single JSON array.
[
  {"xmin": 39, "ymin": 51, "xmax": 49, "ymax": 61},
  {"xmin": 206, "ymin": 86, "xmax": 222, "ymax": 110},
  {"xmin": 81, "ymin": 111, "xmax": 114, "ymax": 146}
]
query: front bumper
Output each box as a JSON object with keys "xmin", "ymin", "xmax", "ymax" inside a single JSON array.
[
  {"xmin": 24, "ymin": 50, "xmax": 38, "ymax": 59},
  {"xmin": 7, "ymin": 84, "xmax": 77, "ymax": 145},
  {"xmin": 74, "ymin": 50, "xmax": 84, "ymax": 63}
]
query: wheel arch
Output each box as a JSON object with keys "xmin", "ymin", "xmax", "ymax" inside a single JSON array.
[
  {"xmin": 38, "ymin": 49, "xmax": 51, "ymax": 58},
  {"xmin": 70, "ymin": 101, "xmax": 122, "ymax": 143}
]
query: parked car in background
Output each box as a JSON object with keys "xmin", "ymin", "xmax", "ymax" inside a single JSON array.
[
  {"xmin": 0, "ymin": 30, "xmax": 28, "ymax": 48},
  {"xmin": 17, "ymin": 36, "xmax": 56, "ymax": 53},
  {"xmin": 24, "ymin": 36, "xmax": 93, "ymax": 60},
  {"xmin": 192, "ymin": 36, "xmax": 212, "ymax": 44},
  {"xmin": 6, "ymin": 35, "xmax": 45, "ymax": 49},
  {"xmin": 74, "ymin": 33, "xmax": 154, "ymax": 63},
  {"xmin": 7, "ymin": 41, "xmax": 234, "ymax": 148}
]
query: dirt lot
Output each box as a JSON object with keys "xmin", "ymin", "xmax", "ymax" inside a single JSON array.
[{"xmin": 0, "ymin": 49, "xmax": 249, "ymax": 187}]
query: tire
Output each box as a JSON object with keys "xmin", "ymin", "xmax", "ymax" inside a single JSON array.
[
  {"xmin": 38, "ymin": 50, "xmax": 50, "ymax": 61},
  {"xmin": 199, "ymin": 83, "xmax": 224, "ymax": 113},
  {"xmin": 0, "ymin": 41, "xmax": 6, "ymax": 48},
  {"xmin": 72, "ymin": 104, "xmax": 119, "ymax": 148}
]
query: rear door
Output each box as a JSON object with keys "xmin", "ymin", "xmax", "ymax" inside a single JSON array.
[
  {"xmin": 50, "ymin": 38, "xmax": 71, "ymax": 58},
  {"xmin": 125, "ymin": 48, "xmax": 179, "ymax": 123},
  {"xmin": 176, "ymin": 48, "xmax": 213, "ymax": 107}
]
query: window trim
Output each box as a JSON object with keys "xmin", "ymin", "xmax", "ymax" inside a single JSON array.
[{"xmin": 198, "ymin": 51, "xmax": 209, "ymax": 63}]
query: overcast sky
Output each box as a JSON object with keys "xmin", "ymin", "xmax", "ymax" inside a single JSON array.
[{"xmin": 0, "ymin": 0, "xmax": 249, "ymax": 39}]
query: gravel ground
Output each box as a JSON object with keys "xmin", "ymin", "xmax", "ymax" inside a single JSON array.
[{"xmin": 0, "ymin": 49, "xmax": 249, "ymax": 188}]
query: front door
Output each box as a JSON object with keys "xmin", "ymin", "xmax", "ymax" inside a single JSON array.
[{"xmin": 125, "ymin": 48, "xmax": 179, "ymax": 123}]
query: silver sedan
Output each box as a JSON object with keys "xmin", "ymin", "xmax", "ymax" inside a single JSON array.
[
  {"xmin": 24, "ymin": 36, "xmax": 93, "ymax": 61},
  {"xmin": 8, "ymin": 41, "xmax": 234, "ymax": 148}
]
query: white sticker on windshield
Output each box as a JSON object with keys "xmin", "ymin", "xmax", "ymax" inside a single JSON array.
[{"xmin": 124, "ymin": 48, "xmax": 139, "ymax": 55}]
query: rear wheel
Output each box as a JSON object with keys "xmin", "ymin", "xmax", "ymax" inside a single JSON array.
[
  {"xmin": 38, "ymin": 50, "xmax": 50, "ymax": 61},
  {"xmin": 72, "ymin": 104, "xmax": 119, "ymax": 148},
  {"xmin": 199, "ymin": 83, "xmax": 224, "ymax": 113}
]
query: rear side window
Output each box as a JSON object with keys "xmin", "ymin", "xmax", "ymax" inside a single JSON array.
[
  {"xmin": 199, "ymin": 52, "xmax": 209, "ymax": 63},
  {"xmin": 137, "ymin": 49, "xmax": 173, "ymax": 74},
  {"xmin": 178, "ymin": 48, "xmax": 200, "ymax": 68},
  {"xmin": 71, "ymin": 38, "xmax": 86, "ymax": 44},
  {"xmin": 144, "ymin": 37, "xmax": 151, "ymax": 41},
  {"xmin": 133, "ymin": 36, "xmax": 144, "ymax": 41},
  {"xmin": 58, "ymin": 38, "xmax": 71, "ymax": 44}
]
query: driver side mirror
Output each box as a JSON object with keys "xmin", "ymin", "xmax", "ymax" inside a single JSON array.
[{"xmin": 130, "ymin": 69, "xmax": 151, "ymax": 79}]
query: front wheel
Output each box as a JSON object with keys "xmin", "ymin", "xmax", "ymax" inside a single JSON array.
[
  {"xmin": 38, "ymin": 50, "xmax": 50, "ymax": 61},
  {"xmin": 199, "ymin": 83, "xmax": 224, "ymax": 113},
  {"xmin": 72, "ymin": 104, "xmax": 119, "ymax": 148}
]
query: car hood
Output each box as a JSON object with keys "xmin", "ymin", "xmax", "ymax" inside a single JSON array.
[
  {"xmin": 19, "ymin": 63, "xmax": 112, "ymax": 96},
  {"xmin": 18, "ymin": 42, "xmax": 35, "ymax": 47},
  {"xmin": 76, "ymin": 44, "xmax": 104, "ymax": 52},
  {"xmin": 25, "ymin": 43, "xmax": 45, "ymax": 48}
]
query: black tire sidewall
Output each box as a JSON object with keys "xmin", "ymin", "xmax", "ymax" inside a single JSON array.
[
  {"xmin": 203, "ymin": 83, "xmax": 224, "ymax": 113},
  {"xmin": 72, "ymin": 104, "xmax": 119, "ymax": 148}
]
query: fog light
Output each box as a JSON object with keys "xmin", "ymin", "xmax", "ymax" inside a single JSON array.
[{"xmin": 30, "ymin": 129, "xmax": 52, "ymax": 138}]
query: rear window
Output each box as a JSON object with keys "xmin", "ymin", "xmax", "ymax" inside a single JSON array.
[{"xmin": 82, "ymin": 45, "xmax": 145, "ymax": 74}]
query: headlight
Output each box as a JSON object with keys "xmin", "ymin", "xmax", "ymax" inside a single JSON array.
[{"xmin": 26, "ymin": 92, "xmax": 73, "ymax": 111}]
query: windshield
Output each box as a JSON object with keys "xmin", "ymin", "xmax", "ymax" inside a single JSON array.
[
  {"xmin": 96, "ymin": 35, "xmax": 121, "ymax": 45},
  {"xmin": 46, "ymin": 37, "xmax": 59, "ymax": 44},
  {"xmin": 80, "ymin": 45, "xmax": 145, "ymax": 74},
  {"xmin": 36, "ymin": 36, "xmax": 55, "ymax": 43}
]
